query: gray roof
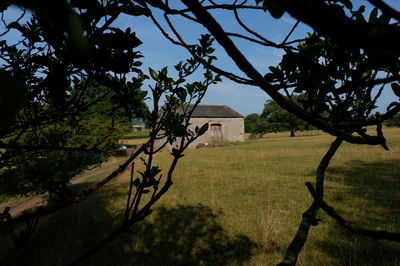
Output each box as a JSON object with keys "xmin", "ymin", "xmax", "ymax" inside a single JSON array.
[
  {"xmin": 132, "ymin": 118, "xmax": 145, "ymax": 125},
  {"xmin": 182, "ymin": 104, "xmax": 243, "ymax": 118}
]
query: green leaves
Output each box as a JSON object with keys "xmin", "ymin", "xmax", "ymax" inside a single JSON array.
[
  {"xmin": 68, "ymin": 12, "xmax": 90, "ymax": 59},
  {"xmin": 149, "ymin": 68, "xmax": 158, "ymax": 80},
  {"xmin": 197, "ymin": 123, "xmax": 209, "ymax": 136},
  {"xmin": 0, "ymin": 72, "xmax": 27, "ymax": 133}
]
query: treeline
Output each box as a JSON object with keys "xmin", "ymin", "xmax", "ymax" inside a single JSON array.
[
  {"xmin": 245, "ymin": 96, "xmax": 316, "ymax": 138},
  {"xmin": 385, "ymin": 114, "xmax": 400, "ymax": 127}
]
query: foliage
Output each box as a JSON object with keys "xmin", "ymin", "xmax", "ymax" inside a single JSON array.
[
  {"xmin": 385, "ymin": 114, "xmax": 400, "ymax": 127},
  {"xmin": 0, "ymin": 82, "xmax": 137, "ymax": 198},
  {"xmin": 244, "ymin": 113, "xmax": 259, "ymax": 133},
  {"xmin": 145, "ymin": 1, "xmax": 400, "ymax": 265},
  {"xmin": 261, "ymin": 96, "xmax": 311, "ymax": 137},
  {"xmin": 244, "ymin": 113, "xmax": 270, "ymax": 138},
  {"xmin": 2, "ymin": 0, "xmax": 400, "ymax": 264},
  {"xmin": 0, "ymin": 1, "xmax": 222, "ymax": 261},
  {"xmin": 0, "ymin": 1, "xmax": 150, "ymax": 198}
]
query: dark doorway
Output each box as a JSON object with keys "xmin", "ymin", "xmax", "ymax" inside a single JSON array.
[{"xmin": 210, "ymin": 123, "xmax": 223, "ymax": 141}]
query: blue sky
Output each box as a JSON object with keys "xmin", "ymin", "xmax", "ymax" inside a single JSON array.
[
  {"xmin": 122, "ymin": 6, "xmax": 308, "ymax": 116},
  {"xmin": 119, "ymin": 0, "xmax": 400, "ymax": 116},
  {"xmin": 2, "ymin": 1, "xmax": 400, "ymax": 116}
]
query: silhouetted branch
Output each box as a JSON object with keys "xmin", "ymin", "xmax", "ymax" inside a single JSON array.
[
  {"xmin": 278, "ymin": 137, "xmax": 343, "ymax": 265},
  {"xmin": 6, "ymin": 144, "xmax": 148, "ymax": 227},
  {"xmin": 181, "ymin": 0, "xmax": 388, "ymax": 147},
  {"xmin": 149, "ymin": 8, "xmax": 256, "ymax": 86},
  {"xmin": 306, "ymin": 182, "xmax": 400, "ymax": 242},
  {"xmin": 281, "ymin": 0, "xmax": 400, "ymax": 53},
  {"xmin": 368, "ymin": 0, "xmax": 400, "ymax": 22}
]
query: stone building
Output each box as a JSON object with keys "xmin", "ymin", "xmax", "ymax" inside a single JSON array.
[
  {"xmin": 132, "ymin": 118, "xmax": 146, "ymax": 132},
  {"xmin": 161, "ymin": 104, "xmax": 244, "ymax": 149}
]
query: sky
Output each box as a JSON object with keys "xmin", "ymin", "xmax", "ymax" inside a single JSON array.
[
  {"xmin": 119, "ymin": 5, "xmax": 309, "ymax": 116},
  {"xmin": 2, "ymin": 1, "xmax": 400, "ymax": 116},
  {"xmin": 114, "ymin": 0, "xmax": 400, "ymax": 116}
]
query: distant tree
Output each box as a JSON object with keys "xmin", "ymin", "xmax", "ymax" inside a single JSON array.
[
  {"xmin": 252, "ymin": 118, "xmax": 269, "ymax": 138},
  {"xmin": 244, "ymin": 113, "xmax": 260, "ymax": 133},
  {"xmin": 261, "ymin": 97, "xmax": 309, "ymax": 137},
  {"xmin": 385, "ymin": 114, "xmax": 400, "ymax": 127}
]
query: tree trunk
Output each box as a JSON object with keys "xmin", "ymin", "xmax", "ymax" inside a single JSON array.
[{"xmin": 290, "ymin": 129, "xmax": 295, "ymax": 137}]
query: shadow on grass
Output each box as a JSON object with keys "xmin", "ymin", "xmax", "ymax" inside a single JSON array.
[
  {"xmin": 96, "ymin": 204, "xmax": 260, "ymax": 266},
  {"xmin": 315, "ymin": 160, "xmax": 400, "ymax": 265},
  {"xmin": 1, "ymin": 182, "xmax": 260, "ymax": 266}
]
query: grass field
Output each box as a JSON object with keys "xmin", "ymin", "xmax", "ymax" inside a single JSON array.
[{"xmin": 2, "ymin": 128, "xmax": 400, "ymax": 265}]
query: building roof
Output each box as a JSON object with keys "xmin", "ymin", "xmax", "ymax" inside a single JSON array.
[
  {"xmin": 132, "ymin": 118, "xmax": 145, "ymax": 125},
  {"xmin": 182, "ymin": 104, "xmax": 243, "ymax": 118}
]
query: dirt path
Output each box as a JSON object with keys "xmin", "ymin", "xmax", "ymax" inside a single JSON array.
[{"xmin": 1, "ymin": 157, "xmax": 123, "ymax": 218}]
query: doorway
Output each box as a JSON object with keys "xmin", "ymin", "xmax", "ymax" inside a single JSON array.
[{"xmin": 210, "ymin": 123, "xmax": 223, "ymax": 141}]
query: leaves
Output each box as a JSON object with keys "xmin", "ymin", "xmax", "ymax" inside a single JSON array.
[
  {"xmin": 0, "ymin": 71, "xmax": 27, "ymax": 133},
  {"xmin": 68, "ymin": 12, "xmax": 90, "ymax": 59},
  {"xmin": 149, "ymin": 68, "xmax": 158, "ymax": 80},
  {"xmin": 391, "ymin": 83, "xmax": 400, "ymax": 98},
  {"xmin": 132, "ymin": 178, "xmax": 141, "ymax": 187},
  {"xmin": 121, "ymin": 4, "xmax": 150, "ymax": 16},
  {"xmin": 97, "ymin": 30, "xmax": 142, "ymax": 50},
  {"xmin": 198, "ymin": 123, "xmax": 209, "ymax": 136},
  {"xmin": 264, "ymin": 0, "xmax": 285, "ymax": 18},
  {"xmin": 338, "ymin": 0, "xmax": 353, "ymax": 10},
  {"xmin": 368, "ymin": 7, "xmax": 379, "ymax": 24},
  {"xmin": 145, "ymin": 0, "xmax": 165, "ymax": 8},
  {"xmin": 386, "ymin": 102, "xmax": 398, "ymax": 112}
]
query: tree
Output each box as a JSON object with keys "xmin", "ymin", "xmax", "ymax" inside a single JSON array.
[
  {"xmin": 385, "ymin": 114, "xmax": 400, "ymax": 127},
  {"xmin": 142, "ymin": 1, "xmax": 400, "ymax": 265},
  {"xmin": 0, "ymin": 82, "xmax": 142, "ymax": 199},
  {"xmin": 245, "ymin": 113, "xmax": 270, "ymax": 138},
  {"xmin": 244, "ymin": 113, "xmax": 259, "ymax": 133},
  {"xmin": 261, "ymin": 98, "xmax": 309, "ymax": 137},
  {"xmin": 0, "ymin": 1, "xmax": 221, "ymax": 263},
  {"xmin": 2, "ymin": 0, "xmax": 400, "ymax": 265},
  {"xmin": 251, "ymin": 118, "xmax": 269, "ymax": 138},
  {"xmin": 0, "ymin": 0, "xmax": 149, "ymax": 200}
]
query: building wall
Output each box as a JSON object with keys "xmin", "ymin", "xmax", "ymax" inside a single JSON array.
[{"xmin": 157, "ymin": 117, "xmax": 244, "ymax": 150}]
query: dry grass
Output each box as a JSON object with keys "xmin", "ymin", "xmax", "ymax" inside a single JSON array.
[
  {"xmin": 119, "ymin": 138, "xmax": 149, "ymax": 146},
  {"xmin": 2, "ymin": 128, "xmax": 400, "ymax": 265}
]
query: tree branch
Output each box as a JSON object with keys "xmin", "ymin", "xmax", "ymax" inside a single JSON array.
[
  {"xmin": 306, "ymin": 182, "xmax": 400, "ymax": 242},
  {"xmin": 181, "ymin": 0, "xmax": 388, "ymax": 147},
  {"xmin": 5, "ymin": 143, "xmax": 148, "ymax": 228},
  {"xmin": 278, "ymin": 138, "xmax": 343, "ymax": 265},
  {"xmin": 281, "ymin": 0, "xmax": 400, "ymax": 53}
]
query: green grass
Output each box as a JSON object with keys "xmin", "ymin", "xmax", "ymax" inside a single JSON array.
[
  {"xmin": 0, "ymin": 194, "xmax": 10, "ymax": 202},
  {"xmin": 2, "ymin": 128, "xmax": 400, "ymax": 265},
  {"xmin": 120, "ymin": 131, "xmax": 149, "ymax": 140}
]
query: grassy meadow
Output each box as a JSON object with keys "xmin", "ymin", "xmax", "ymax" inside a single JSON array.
[{"xmin": 2, "ymin": 128, "xmax": 400, "ymax": 265}]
